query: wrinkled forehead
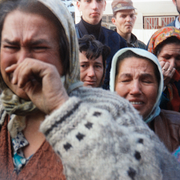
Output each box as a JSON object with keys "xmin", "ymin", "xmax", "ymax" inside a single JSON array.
[{"xmin": 119, "ymin": 57, "xmax": 155, "ymax": 73}]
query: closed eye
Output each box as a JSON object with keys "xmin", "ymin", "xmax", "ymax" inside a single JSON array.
[{"xmin": 4, "ymin": 45, "xmax": 19, "ymax": 49}]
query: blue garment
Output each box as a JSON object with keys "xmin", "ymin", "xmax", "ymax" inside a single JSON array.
[
  {"xmin": 166, "ymin": 20, "xmax": 175, "ymax": 27},
  {"xmin": 12, "ymin": 131, "xmax": 33, "ymax": 174},
  {"xmin": 167, "ymin": 20, "xmax": 176, "ymax": 27},
  {"xmin": 75, "ymin": 20, "xmax": 127, "ymax": 89},
  {"xmin": 166, "ymin": 17, "xmax": 180, "ymax": 29}
]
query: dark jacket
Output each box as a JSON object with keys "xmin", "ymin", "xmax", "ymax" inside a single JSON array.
[
  {"xmin": 75, "ymin": 20, "xmax": 127, "ymax": 89},
  {"xmin": 148, "ymin": 109, "xmax": 180, "ymax": 153}
]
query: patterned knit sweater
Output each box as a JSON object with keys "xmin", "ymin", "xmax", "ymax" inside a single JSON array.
[{"xmin": 39, "ymin": 87, "xmax": 180, "ymax": 180}]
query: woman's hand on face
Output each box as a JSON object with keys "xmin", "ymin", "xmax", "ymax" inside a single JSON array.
[
  {"xmin": 160, "ymin": 61, "xmax": 175, "ymax": 87},
  {"xmin": 5, "ymin": 58, "xmax": 69, "ymax": 114}
]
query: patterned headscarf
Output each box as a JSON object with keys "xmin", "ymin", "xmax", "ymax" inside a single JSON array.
[
  {"xmin": 148, "ymin": 26, "xmax": 180, "ymax": 54},
  {"xmin": 0, "ymin": 0, "xmax": 83, "ymax": 137},
  {"xmin": 0, "ymin": 0, "xmax": 82, "ymax": 115}
]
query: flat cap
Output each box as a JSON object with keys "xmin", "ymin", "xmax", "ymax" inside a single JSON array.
[{"xmin": 111, "ymin": 0, "xmax": 135, "ymax": 14}]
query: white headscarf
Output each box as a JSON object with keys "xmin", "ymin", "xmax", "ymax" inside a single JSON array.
[{"xmin": 110, "ymin": 47, "xmax": 164, "ymax": 123}]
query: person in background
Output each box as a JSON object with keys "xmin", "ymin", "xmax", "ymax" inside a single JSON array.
[
  {"xmin": 167, "ymin": 0, "xmax": 180, "ymax": 28},
  {"xmin": 0, "ymin": 0, "xmax": 180, "ymax": 179},
  {"xmin": 110, "ymin": 47, "xmax": 180, "ymax": 155},
  {"xmin": 111, "ymin": 0, "xmax": 146, "ymax": 49},
  {"xmin": 76, "ymin": 0, "xmax": 127, "ymax": 89},
  {"xmin": 78, "ymin": 35, "xmax": 110, "ymax": 87},
  {"xmin": 148, "ymin": 27, "xmax": 180, "ymax": 112}
]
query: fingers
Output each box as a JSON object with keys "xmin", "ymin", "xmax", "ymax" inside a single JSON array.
[
  {"xmin": 160, "ymin": 61, "xmax": 173, "ymax": 75},
  {"xmin": 160, "ymin": 61, "xmax": 175, "ymax": 86},
  {"xmin": 161, "ymin": 64, "xmax": 175, "ymax": 78},
  {"xmin": 5, "ymin": 59, "xmax": 46, "ymax": 88}
]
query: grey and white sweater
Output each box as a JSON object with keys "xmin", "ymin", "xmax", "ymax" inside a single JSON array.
[{"xmin": 40, "ymin": 87, "xmax": 180, "ymax": 180}]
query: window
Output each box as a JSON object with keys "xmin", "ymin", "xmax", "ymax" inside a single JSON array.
[{"xmin": 144, "ymin": 16, "xmax": 176, "ymax": 29}]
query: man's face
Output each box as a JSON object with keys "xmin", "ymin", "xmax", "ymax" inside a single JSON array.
[
  {"xmin": 79, "ymin": 51, "xmax": 104, "ymax": 87},
  {"xmin": 77, "ymin": 0, "xmax": 106, "ymax": 25},
  {"xmin": 112, "ymin": 9, "xmax": 136, "ymax": 36},
  {"xmin": 173, "ymin": 0, "xmax": 180, "ymax": 14},
  {"xmin": 157, "ymin": 43, "xmax": 180, "ymax": 73},
  {"xmin": 115, "ymin": 57, "xmax": 158, "ymax": 119}
]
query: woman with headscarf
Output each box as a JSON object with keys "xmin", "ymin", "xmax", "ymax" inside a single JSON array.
[
  {"xmin": 148, "ymin": 27, "xmax": 180, "ymax": 112},
  {"xmin": 0, "ymin": 0, "xmax": 180, "ymax": 179},
  {"xmin": 110, "ymin": 47, "xmax": 180, "ymax": 155}
]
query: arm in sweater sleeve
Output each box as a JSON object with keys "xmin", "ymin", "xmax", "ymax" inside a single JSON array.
[{"xmin": 40, "ymin": 88, "xmax": 180, "ymax": 180}]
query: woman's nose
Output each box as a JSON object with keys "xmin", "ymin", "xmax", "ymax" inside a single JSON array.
[
  {"xmin": 130, "ymin": 81, "xmax": 141, "ymax": 95},
  {"xmin": 17, "ymin": 49, "xmax": 31, "ymax": 64}
]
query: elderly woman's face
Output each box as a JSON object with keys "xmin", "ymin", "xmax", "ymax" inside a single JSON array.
[
  {"xmin": 157, "ymin": 43, "xmax": 180, "ymax": 73},
  {"xmin": 0, "ymin": 10, "xmax": 63, "ymax": 99},
  {"xmin": 115, "ymin": 57, "xmax": 158, "ymax": 119}
]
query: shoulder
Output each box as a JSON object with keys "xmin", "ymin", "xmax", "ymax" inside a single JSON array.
[
  {"xmin": 101, "ymin": 27, "xmax": 125, "ymax": 40},
  {"xmin": 101, "ymin": 27, "xmax": 127, "ymax": 47},
  {"xmin": 160, "ymin": 109, "xmax": 180, "ymax": 125},
  {"xmin": 137, "ymin": 40, "xmax": 146, "ymax": 49},
  {"xmin": 131, "ymin": 33, "xmax": 146, "ymax": 49},
  {"xmin": 166, "ymin": 20, "xmax": 175, "ymax": 27}
]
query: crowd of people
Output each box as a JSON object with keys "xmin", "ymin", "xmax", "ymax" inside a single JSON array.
[{"xmin": 0, "ymin": 0, "xmax": 180, "ymax": 179}]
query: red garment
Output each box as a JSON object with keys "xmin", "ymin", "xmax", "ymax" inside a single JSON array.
[
  {"xmin": 166, "ymin": 71, "xmax": 180, "ymax": 111},
  {"xmin": 0, "ymin": 116, "xmax": 66, "ymax": 180}
]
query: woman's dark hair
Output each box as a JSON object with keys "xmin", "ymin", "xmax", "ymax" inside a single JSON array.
[
  {"xmin": 115, "ymin": 50, "xmax": 160, "ymax": 86},
  {"xmin": 155, "ymin": 36, "xmax": 180, "ymax": 57},
  {"xmin": 78, "ymin": 34, "xmax": 110, "ymax": 72},
  {"xmin": 0, "ymin": 0, "xmax": 69, "ymax": 75}
]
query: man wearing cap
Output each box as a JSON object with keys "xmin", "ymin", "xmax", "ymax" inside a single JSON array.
[
  {"xmin": 111, "ymin": 0, "xmax": 146, "ymax": 49},
  {"xmin": 75, "ymin": 0, "xmax": 127, "ymax": 90},
  {"xmin": 167, "ymin": 0, "xmax": 180, "ymax": 28}
]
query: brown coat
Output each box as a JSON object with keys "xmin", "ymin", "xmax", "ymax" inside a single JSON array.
[
  {"xmin": 148, "ymin": 109, "xmax": 180, "ymax": 152},
  {"xmin": 0, "ymin": 116, "xmax": 66, "ymax": 180}
]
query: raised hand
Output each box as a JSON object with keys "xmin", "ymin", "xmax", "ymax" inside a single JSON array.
[
  {"xmin": 160, "ymin": 61, "xmax": 175, "ymax": 87},
  {"xmin": 5, "ymin": 58, "xmax": 69, "ymax": 114}
]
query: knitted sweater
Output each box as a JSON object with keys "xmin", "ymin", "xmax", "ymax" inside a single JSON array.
[{"xmin": 40, "ymin": 87, "xmax": 180, "ymax": 180}]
